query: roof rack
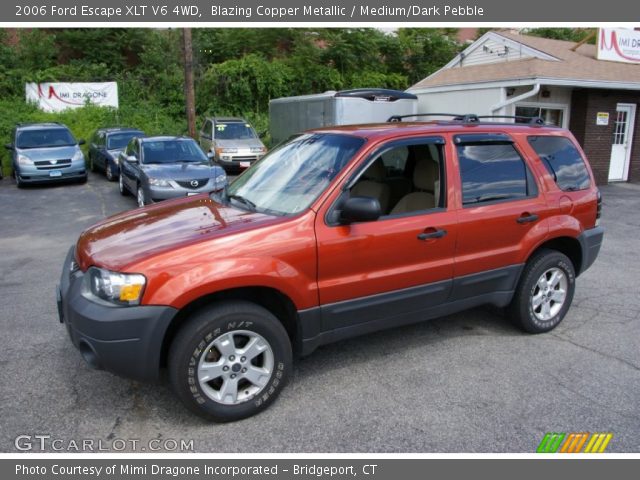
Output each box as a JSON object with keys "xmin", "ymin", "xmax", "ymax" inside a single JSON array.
[
  {"xmin": 387, "ymin": 113, "xmax": 479, "ymax": 123},
  {"xmin": 387, "ymin": 113, "xmax": 546, "ymax": 126}
]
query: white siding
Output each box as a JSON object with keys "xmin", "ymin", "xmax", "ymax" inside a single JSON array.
[
  {"xmin": 459, "ymin": 38, "xmax": 534, "ymax": 67},
  {"xmin": 416, "ymin": 88, "xmax": 504, "ymax": 116}
]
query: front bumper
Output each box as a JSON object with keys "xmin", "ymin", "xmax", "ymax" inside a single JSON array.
[
  {"xmin": 216, "ymin": 154, "xmax": 263, "ymax": 172},
  {"xmin": 17, "ymin": 169, "xmax": 86, "ymax": 184},
  {"xmin": 577, "ymin": 225, "xmax": 604, "ymax": 275},
  {"xmin": 57, "ymin": 247, "xmax": 177, "ymax": 382},
  {"xmin": 147, "ymin": 181, "xmax": 226, "ymax": 203}
]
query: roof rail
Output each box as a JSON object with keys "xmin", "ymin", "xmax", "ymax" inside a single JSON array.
[
  {"xmin": 387, "ymin": 113, "xmax": 546, "ymax": 126},
  {"xmin": 387, "ymin": 113, "xmax": 480, "ymax": 123}
]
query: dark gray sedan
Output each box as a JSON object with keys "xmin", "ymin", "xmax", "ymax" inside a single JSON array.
[
  {"xmin": 118, "ymin": 136, "xmax": 228, "ymax": 207},
  {"xmin": 88, "ymin": 127, "xmax": 144, "ymax": 181}
]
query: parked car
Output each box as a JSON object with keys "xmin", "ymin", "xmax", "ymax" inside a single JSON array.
[
  {"xmin": 88, "ymin": 127, "xmax": 144, "ymax": 181},
  {"xmin": 118, "ymin": 136, "xmax": 227, "ymax": 207},
  {"xmin": 199, "ymin": 116, "xmax": 267, "ymax": 173},
  {"xmin": 58, "ymin": 114, "xmax": 603, "ymax": 422},
  {"xmin": 5, "ymin": 123, "xmax": 86, "ymax": 187}
]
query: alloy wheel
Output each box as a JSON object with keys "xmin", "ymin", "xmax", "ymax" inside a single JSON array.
[{"xmin": 197, "ymin": 330, "xmax": 274, "ymax": 405}]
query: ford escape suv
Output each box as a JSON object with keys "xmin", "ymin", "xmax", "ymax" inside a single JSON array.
[
  {"xmin": 5, "ymin": 122, "xmax": 87, "ymax": 187},
  {"xmin": 58, "ymin": 114, "xmax": 603, "ymax": 422}
]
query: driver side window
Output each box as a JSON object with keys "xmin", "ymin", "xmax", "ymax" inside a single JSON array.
[{"xmin": 348, "ymin": 141, "xmax": 444, "ymax": 217}]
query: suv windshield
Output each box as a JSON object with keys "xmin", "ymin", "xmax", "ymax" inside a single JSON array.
[
  {"xmin": 108, "ymin": 132, "xmax": 142, "ymax": 150},
  {"xmin": 142, "ymin": 139, "xmax": 208, "ymax": 164},
  {"xmin": 215, "ymin": 122, "xmax": 257, "ymax": 140},
  {"xmin": 222, "ymin": 133, "xmax": 365, "ymax": 216},
  {"xmin": 16, "ymin": 128, "xmax": 76, "ymax": 149}
]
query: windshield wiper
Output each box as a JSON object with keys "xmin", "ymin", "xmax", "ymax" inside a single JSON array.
[{"xmin": 228, "ymin": 194, "xmax": 256, "ymax": 211}]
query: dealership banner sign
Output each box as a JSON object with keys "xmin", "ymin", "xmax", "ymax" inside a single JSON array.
[
  {"xmin": 597, "ymin": 28, "xmax": 640, "ymax": 64},
  {"xmin": 25, "ymin": 82, "xmax": 119, "ymax": 112}
]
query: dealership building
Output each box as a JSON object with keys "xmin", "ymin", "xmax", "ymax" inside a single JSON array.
[{"xmin": 408, "ymin": 30, "xmax": 640, "ymax": 184}]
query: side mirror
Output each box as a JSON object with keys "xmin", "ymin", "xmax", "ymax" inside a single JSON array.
[
  {"xmin": 206, "ymin": 151, "xmax": 215, "ymax": 159},
  {"xmin": 77, "ymin": 139, "xmax": 86, "ymax": 145},
  {"xmin": 4, "ymin": 143, "xmax": 13, "ymax": 150},
  {"xmin": 126, "ymin": 155, "xmax": 138, "ymax": 163},
  {"xmin": 339, "ymin": 196, "xmax": 381, "ymax": 224}
]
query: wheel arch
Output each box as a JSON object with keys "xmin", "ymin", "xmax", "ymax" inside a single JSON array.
[
  {"xmin": 159, "ymin": 286, "xmax": 299, "ymax": 368},
  {"xmin": 526, "ymin": 236, "xmax": 583, "ymax": 276}
]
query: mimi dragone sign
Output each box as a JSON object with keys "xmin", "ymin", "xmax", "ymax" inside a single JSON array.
[{"xmin": 25, "ymin": 82, "xmax": 119, "ymax": 112}]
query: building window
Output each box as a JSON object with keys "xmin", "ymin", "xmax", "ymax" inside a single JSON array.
[
  {"xmin": 515, "ymin": 106, "xmax": 564, "ymax": 127},
  {"xmin": 613, "ymin": 110, "xmax": 629, "ymax": 145}
]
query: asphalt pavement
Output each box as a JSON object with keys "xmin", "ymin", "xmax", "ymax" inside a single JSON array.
[{"xmin": 0, "ymin": 172, "xmax": 638, "ymax": 452}]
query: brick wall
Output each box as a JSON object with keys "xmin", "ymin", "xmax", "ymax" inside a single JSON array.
[{"xmin": 570, "ymin": 88, "xmax": 640, "ymax": 185}]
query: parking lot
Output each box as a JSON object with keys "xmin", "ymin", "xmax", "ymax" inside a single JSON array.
[{"xmin": 0, "ymin": 172, "xmax": 638, "ymax": 452}]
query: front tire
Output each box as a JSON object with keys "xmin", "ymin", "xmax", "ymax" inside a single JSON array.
[
  {"xmin": 168, "ymin": 301, "xmax": 292, "ymax": 422},
  {"xmin": 118, "ymin": 173, "xmax": 128, "ymax": 196},
  {"xmin": 508, "ymin": 249, "xmax": 575, "ymax": 333},
  {"xmin": 106, "ymin": 163, "xmax": 115, "ymax": 181},
  {"xmin": 137, "ymin": 185, "xmax": 146, "ymax": 207}
]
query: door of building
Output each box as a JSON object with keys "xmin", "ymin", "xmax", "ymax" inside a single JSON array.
[{"xmin": 608, "ymin": 103, "xmax": 636, "ymax": 182}]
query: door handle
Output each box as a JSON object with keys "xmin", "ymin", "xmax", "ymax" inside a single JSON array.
[
  {"xmin": 417, "ymin": 229, "xmax": 447, "ymax": 240},
  {"xmin": 517, "ymin": 213, "xmax": 539, "ymax": 224}
]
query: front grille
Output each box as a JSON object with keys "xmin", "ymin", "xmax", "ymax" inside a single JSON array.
[
  {"xmin": 35, "ymin": 159, "xmax": 72, "ymax": 170},
  {"xmin": 231, "ymin": 156, "xmax": 258, "ymax": 162},
  {"xmin": 176, "ymin": 178, "xmax": 210, "ymax": 189}
]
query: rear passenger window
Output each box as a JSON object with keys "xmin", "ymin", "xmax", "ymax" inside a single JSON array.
[
  {"xmin": 457, "ymin": 143, "xmax": 536, "ymax": 206},
  {"xmin": 528, "ymin": 136, "xmax": 591, "ymax": 191}
]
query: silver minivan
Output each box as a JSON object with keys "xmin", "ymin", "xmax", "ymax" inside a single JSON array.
[
  {"xmin": 5, "ymin": 123, "xmax": 87, "ymax": 187},
  {"xmin": 199, "ymin": 117, "xmax": 266, "ymax": 173}
]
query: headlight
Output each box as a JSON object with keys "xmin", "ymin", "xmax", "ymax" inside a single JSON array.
[
  {"xmin": 215, "ymin": 147, "xmax": 238, "ymax": 155},
  {"xmin": 148, "ymin": 178, "xmax": 172, "ymax": 188},
  {"xmin": 214, "ymin": 174, "xmax": 227, "ymax": 184},
  {"xmin": 17, "ymin": 154, "xmax": 33, "ymax": 166},
  {"xmin": 82, "ymin": 267, "xmax": 146, "ymax": 306},
  {"xmin": 72, "ymin": 150, "xmax": 84, "ymax": 162},
  {"xmin": 250, "ymin": 147, "xmax": 266, "ymax": 153}
]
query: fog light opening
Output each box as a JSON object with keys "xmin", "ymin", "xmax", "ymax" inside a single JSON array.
[{"xmin": 78, "ymin": 341, "xmax": 102, "ymax": 370}]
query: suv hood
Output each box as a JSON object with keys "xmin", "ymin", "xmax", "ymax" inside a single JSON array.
[
  {"xmin": 17, "ymin": 145, "xmax": 80, "ymax": 161},
  {"xmin": 142, "ymin": 163, "xmax": 224, "ymax": 180},
  {"xmin": 215, "ymin": 138, "xmax": 264, "ymax": 149},
  {"xmin": 75, "ymin": 197, "xmax": 277, "ymax": 272}
]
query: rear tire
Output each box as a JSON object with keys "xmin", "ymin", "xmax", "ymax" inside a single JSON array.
[
  {"xmin": 508, "ymin": 249, "xmax": 575, "ymax": 333},
  {"xmin": 168, "ymin": 301, "xmax": 292, "ymax": 422}
]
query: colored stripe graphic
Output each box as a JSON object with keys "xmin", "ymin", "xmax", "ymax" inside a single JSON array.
[
  {"xmin": 584, "ymin": 433, "xmax": 613, "ymax": 453},
  {"xmin": 538, "ymin": 432, "xmax": 613, "ymax": 453},
  {"xmin": 537, "ymin": 433, "xmax": 565, "ymax": 453},
  {"xmin": 560, "ymin": 433, "xmax": 589, "ymax": 453}
]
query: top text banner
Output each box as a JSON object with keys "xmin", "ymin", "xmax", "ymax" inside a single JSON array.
[{"xmin": 3, "ymin": 0, "xmax": 636, "ymax": 23}]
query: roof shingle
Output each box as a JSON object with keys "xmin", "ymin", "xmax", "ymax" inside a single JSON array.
[{"xmin": 409, "ymin": 31, "xmax": 640, "ymax": 90}]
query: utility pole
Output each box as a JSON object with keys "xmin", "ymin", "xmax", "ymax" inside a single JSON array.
[{"xmin": 182, "ymin": 28, "xmax": 196, "ymax": 138}]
